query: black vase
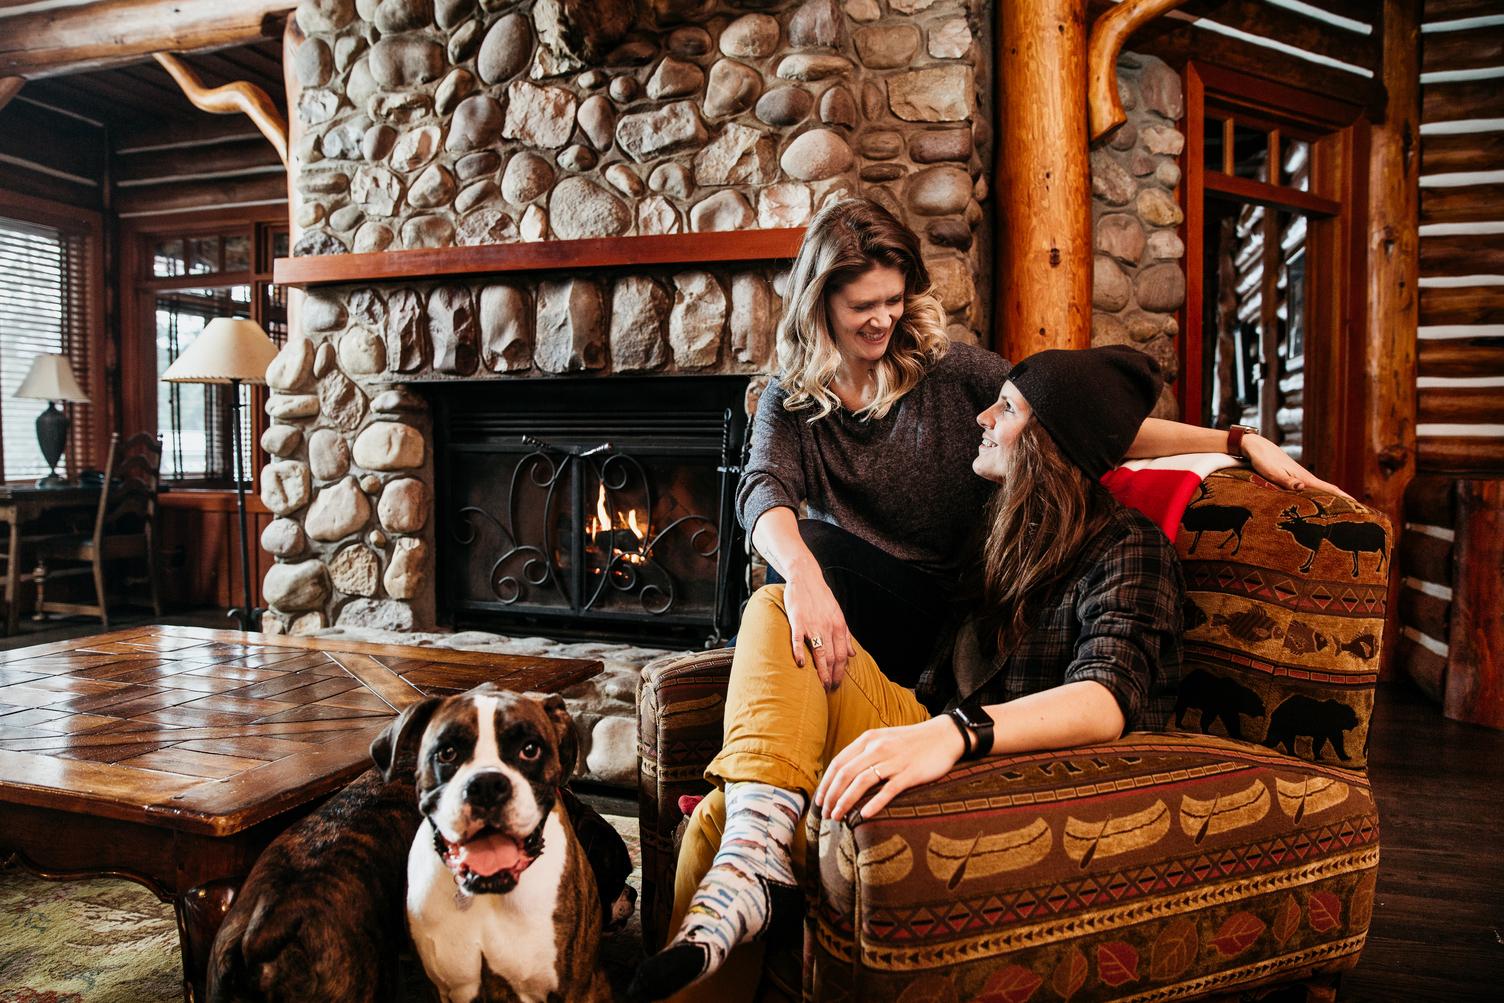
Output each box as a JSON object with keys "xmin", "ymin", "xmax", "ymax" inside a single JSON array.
[{"xmin": 36, "ymin": 400, "xmax": 70, "ymax": 487}]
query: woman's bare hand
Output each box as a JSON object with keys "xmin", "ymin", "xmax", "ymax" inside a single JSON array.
[
  {"xmin": 1241, "ymin": 434, "xmax": 1353, "ymax": 500},
  {"xmin": 781, "ymin": 571, "xmax": 856, "ymax": 690},
  {"xmin": 815, "ymin": 717, "xmax": 966, "ymax": 822}
]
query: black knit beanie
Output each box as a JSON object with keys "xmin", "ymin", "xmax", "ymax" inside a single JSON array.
[{"xmin": 1005, "ymin": 345, "xmax": 1163, "ymax": 480}]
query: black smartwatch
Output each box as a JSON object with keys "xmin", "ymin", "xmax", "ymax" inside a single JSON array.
[{"xmin": 946, "ymin": 704, "xmax": 995, "ymax": 761}]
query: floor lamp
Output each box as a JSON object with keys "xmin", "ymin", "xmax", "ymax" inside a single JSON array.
[{"xmin": 162, "ymin": 318, "xmax": 280, "ymax": 632}]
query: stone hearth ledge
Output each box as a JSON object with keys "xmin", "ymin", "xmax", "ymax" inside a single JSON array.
[{"xmin": 311, "ymin": 623, "xmax": 684, "ymax": 787}]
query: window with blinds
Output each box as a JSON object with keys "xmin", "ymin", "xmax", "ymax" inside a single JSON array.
[{"xmin": 0, "ymin": 216, "xmax": 96, "ymax": 481}]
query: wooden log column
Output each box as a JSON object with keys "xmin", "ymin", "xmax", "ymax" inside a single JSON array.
[
  {"xmin": 996, "ymin": 0, "xmax": 1092, "ymax": 362},
  {"xmin": 1366, "ymin": 0, "xmax": 1422, "ymax": 681},
  {"xmin": 1447, "ymin": 481, "xmax": 1504, "ymax": 729}
]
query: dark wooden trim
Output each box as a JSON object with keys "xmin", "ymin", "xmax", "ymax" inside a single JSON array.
[
  {"xmin": 272, "ymin": 228, "xmax": 808, "ymax": 288},
  {"xmin": 1420, "ymin": 286, "xmax": 1504, "ymax": 326},
  {"xmin": 1418, "ymin": 336, "xmax": 1504, "ymax": 377},
  {"xmin": 1204, "ymin": 172, "xmax": 1343, "ymax": 217},
  {"xmin": 1445, "ymin": 480, "xmax": 1504, "ymax": 728}
]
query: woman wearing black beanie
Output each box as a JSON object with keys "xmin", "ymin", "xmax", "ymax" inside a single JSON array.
[{"xmin": 634, "ymin": 347, "xmax": 1186, "ymax": 1003}]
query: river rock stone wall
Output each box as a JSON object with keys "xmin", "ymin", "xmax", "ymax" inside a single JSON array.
[{"xmin": 1090, "ymin": 54, "xmax": 1186, "ymax": 419}]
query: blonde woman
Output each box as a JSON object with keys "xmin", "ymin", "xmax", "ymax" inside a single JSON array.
[{"xmin": 738, "ymin": 198, "xmax": 1343, "ymax": 688}]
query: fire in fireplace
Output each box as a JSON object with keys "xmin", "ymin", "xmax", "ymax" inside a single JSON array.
[{"xmin": 432, "ymin": 376, "xmax": 750, "ymax": 645}]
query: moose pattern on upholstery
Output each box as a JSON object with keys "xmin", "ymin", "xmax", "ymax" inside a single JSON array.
[{"xmin": 638, "ymin": 469, "xmax": 1389, "ymax": 1002}]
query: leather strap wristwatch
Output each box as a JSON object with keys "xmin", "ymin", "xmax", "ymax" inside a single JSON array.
[
  {"xmin": 946, "ymin": 704, "xmax": 996, "ymax": 761},
  {"xmin": 1226, "ymin": 423, "xmax": 1258, "ymax": 458}
]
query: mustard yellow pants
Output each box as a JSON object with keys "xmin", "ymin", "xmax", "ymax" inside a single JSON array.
[{"xmin": 666, "ymin": 585, "xmax": 932, "ymax": 1003}]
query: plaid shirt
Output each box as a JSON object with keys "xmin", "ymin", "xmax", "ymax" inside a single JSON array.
[{"xmin": 916, "ymin": 502, "xmax": 1185, "ymax": 734}]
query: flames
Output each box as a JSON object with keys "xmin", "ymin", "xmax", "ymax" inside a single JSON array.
[{"xmin": 588, "ymin": 484, "xmax": 647, "ymax": 565}]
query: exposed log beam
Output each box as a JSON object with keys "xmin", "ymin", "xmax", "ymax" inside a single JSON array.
[
  {"xmin": 1420, "ymin": 232, "xmax": 1504, "ymax": 277},
  {"xmin": 1422, "ymin": 25, "xmax": 1504, "ymax": 74},
  {"xmin": 999, "ymin": 0, "xmax": 1092, "ymax": 361},
  {"xmin": 1419, "ymin": 337, "xmax": 1504, "ymax": 379},
  {"xmin": 152, "ymin": 52, "xmax": 287, "ymax": 167},
  {"xmin": 1424, "ymin": 0, "xmax": 1504, "ymax": 20},
  {"xmin": 1419, "ymin": 387, "xmax": 1504, "ymax": 424},
  {"xmin": 1423, "ymin": 78, "xmax": 1504, "ymax": 124},
  {"xmin": 1405, "ymin": 475, "xmax": 1456, "ymax": 528},
  {"xmin": 1422, "ymin": 131, "xmax": 1504, "ymax": 175},
  {"xmin": 1087, "ymin": 0, "xmax": 1191, "ymax": 140},
  {"xmin": 0, "ymin": 76, "xmax": 20, "ymax": 113},
  {"xmin": 1446, "ymin": 481, "xmax": 1504, "ymax": 728},
  {"xmin": 1421, "ymin": 183, "xmax": 1504, "ymax": 225},
  {"xmin": 0, "ymin": 0, "xmax": 294, "ymax": 79},
  {"xmin": 1418, "ymin": 436, "xmax": 1504, "ymax": 472}
]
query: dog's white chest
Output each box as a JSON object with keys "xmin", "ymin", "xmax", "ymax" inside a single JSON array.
[{"xmin": 408, "ymin": 813, "xmax": 567, "ymax": 1003}]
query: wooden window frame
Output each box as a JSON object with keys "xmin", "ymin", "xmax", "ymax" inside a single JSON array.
[
  {"xmin": 1181, "ymin": 62, "xmax": 1371, "ymax": 487},
  {"xmin": 119, "ymin": 204, "xmax": 288, "ymax": 491},
  {"xmin": 0, "ymin": 187, "xmax": 109, "ymax": 475}
]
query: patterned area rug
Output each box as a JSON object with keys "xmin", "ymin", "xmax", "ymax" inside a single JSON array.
[{"xmin": 0, "ymin": 815, "xmax": 644, "ymax": 1002}]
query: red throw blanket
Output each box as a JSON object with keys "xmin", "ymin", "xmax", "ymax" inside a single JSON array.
[{"xmin": 1101, "ymin": 453, "xmax": 1243, "ymax": 539}]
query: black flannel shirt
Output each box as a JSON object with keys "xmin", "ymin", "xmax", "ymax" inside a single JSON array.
[{"xmin": 916, "ymin": 502, "xmax": 1185, "ymax": 734}]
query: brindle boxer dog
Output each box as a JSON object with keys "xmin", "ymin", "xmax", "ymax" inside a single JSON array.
[
  {"xmin": 378, "ymin": 684, "xmax": 612, "ymax": 1003},
  {"xmin": 206, "ymin": 765, "xmax": 421, "ymax": 1003}
]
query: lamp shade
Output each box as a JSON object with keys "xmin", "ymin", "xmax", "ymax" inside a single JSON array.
[
  {"xmin": 161, "ymin": 318, "xmax": 280, "ymax": 385},
  {"xmin": 16, "ymin": 354, "xmax": 89, "ymax": 403}
]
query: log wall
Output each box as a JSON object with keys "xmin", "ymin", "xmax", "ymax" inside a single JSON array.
[{"xmin": 1417, "ymin": 0, "xmax": 1504, "ymax": 475}]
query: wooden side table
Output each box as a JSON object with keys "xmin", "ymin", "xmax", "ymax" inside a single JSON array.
[
  {"xmin": 0, "ymin": 483, "xmax": 100, "ymax": 635},
  {"xmin": 0, "ymin": 625, "xmax": 601, "ymax": 1002}
]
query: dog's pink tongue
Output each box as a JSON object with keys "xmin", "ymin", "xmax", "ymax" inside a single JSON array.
[{"xmin": 459, "ymin": 833, "xmax": 523, "ymax": 877}]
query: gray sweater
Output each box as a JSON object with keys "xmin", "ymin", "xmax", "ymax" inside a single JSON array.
[{"xmin": 737, "ymin": 342, "xmax": 1012, "ymax": 576}]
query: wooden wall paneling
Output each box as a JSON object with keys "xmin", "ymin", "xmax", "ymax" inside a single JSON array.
[
  {"xmin": 1418, "ymin": 336, "xmax": 1504, "ymax": 377},
  {"xmin": 1421, "ymin": 183, "xmax": 1504, "ymax": 224},
  {"xmin": 1405, "ymin": 474, "xmax": 1457, "ymax": 527},
  {"xmin": 1399, "ymin": 526, "xmax": 1454, "ymax": 582},
  {"xmin": 158, "ymin": 492, "xmax": 271, "ymax": 611},
  {"xmin": 1421, "ymin": 131, "xmax": 1504, "ymax": 175},
  {"xmin": 0, "ymin": 99, "xmax": 106, "ymax": 210},
  {"xmin": 1192, "ymin": 0, "xmax": 1383, "ymax": 72},
  {"xmin": 1421, "ymin": 24, "xmax": 1504, "ymax": 73},
  {"xmin": 115, "ymin": 115, "xmax": 267, "ymax": 155},
  {"xmin": 1420, "ymin": 285, "xmax": 1504, "ymax": 326},
  {"xmin": 115, "ymin": 141, "xmax": 284, "ymax": 185},
  {"xmin": 1422, "ymin": 79, "xmax": 1504, "ymax": 123},
  {"xmin": 1424, "ymin": 0, "xmax": 1504, "ymax": 21},
  {"xmin": 1445, "ymin": 480, "xmax": 1504, "ymax": 729},
  {"xmin": 1398, "ymin": 634, "xmax": 1448, "ymax": 699},
  {"xmin": 1419, "ymin": 389, "xmax": 1504, "ymax": 424},
  {"xmin": 1419, "ymin": 232, "xmax": 1504, "ymax": 277},
  {"xmin": 1400, "ymin": 581, "xmax": 1450, "ymax": 638},
  {"xmin": 1417, "ymin": 437, "xmax": 1504, "ymax": 471},
  {"xmin": 114, "ymin": 174, "xmax": 288, "ymax": 217}
]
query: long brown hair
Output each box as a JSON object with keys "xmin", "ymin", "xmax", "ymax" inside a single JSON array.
[
  {"xmin": 977, "ymin": 416, "xmax": 1116, "ymax": 654},
  {"xmin": 776, "ymin": 198, "xmax": 949, "ymax": 420}
]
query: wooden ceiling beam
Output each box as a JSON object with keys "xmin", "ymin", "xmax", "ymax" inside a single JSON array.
[
  {"xmin": 0, "ymin": 0, "xmax": 295, "ymax": 79},
  {"xmin": 1088, "ymin": 0, "xmax": 1192, "ymax": 140}
]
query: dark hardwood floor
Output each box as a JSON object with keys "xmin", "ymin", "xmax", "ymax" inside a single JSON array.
[{"xmin": 1343, "ymin": 680, "xmax": 1504, "ymax": 1001}]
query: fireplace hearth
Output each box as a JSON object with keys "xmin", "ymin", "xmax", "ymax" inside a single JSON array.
[{"xmin": 433, "ymin": 377, "xmax": 750, "ymax": 646}]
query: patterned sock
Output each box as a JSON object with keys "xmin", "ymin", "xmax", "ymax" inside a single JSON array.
[{"xmin": 628, "ymin": 782, "xmax": 804, "ymax": 1002}]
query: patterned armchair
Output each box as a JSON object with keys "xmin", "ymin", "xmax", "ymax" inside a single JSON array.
[{"xmin": 638, "ymin": 469, "xmax": 1388, "ymax": 1001}]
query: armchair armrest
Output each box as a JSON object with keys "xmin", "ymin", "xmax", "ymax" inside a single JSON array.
[{"xmin": 637, "ymin": 646, "xmax": 735, "ymax": 949}]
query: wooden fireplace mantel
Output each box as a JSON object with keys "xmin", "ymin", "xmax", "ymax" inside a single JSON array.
[{"xmin": 272, "ymin": 228, "xmax": 808, "ymax": 288}]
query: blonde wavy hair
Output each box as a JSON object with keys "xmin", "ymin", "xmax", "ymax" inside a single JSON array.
[
  {"xmin": 977, "ymin": 416, "xmax": 1115, "ymax": 655},
  {"xmin": 776, "ymin": 198, "xmax": 950, "ymax": 420}
]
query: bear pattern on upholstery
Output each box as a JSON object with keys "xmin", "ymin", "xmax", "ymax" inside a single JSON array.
[{"xmin": 637, "ymin": 469, "xmax": 1389, "ymax": 1002}]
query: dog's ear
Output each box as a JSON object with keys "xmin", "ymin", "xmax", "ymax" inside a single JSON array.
[
  {"xmin": 531, "ymin": 692, "xmax": 578, "ymax": 780},
  {"xmin": 371, "ymin": 696, "xmax": 441, "ymax": 781}
]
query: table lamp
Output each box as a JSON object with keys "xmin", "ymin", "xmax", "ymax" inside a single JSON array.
[
  {"xmin": 15, "ymin": 353, "xmax": 91, "ymax": 488},
  {"xmin": 162, "ymin": 318, "xmax": 280, "ymax": 632}
]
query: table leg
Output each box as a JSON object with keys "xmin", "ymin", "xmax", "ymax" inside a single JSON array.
[
  {"xmin": 5, "ymin": 516, "xmax": 20, "ymax": 636},
  {"xmin": 174, "ymin": 877, "xmax": 240, "ymax": 1003}
]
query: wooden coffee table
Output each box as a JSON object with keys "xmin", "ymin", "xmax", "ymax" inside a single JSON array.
[{"xmin": 0, "ymin": 625, "xmax": 601, "ymax": 1003}]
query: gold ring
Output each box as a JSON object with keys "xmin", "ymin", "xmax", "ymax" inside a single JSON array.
[
  {"xmin": 870, "ymin": 765, "xmax": 884, "ymax": 783},
  {"xmin": 809, "ymin": 635, "xmax": 823, "ymax": 649}
]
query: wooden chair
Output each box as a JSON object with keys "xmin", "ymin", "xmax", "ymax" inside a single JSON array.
[{"xmin": 33, "ymin": 432, "xmax": 163, "ymax": 629}]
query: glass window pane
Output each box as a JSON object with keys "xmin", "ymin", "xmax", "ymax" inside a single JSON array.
[
  {"xmin": 223, "ymin": 234, "xmax": 251, "ymax": 272},
  {"xmin": 152, "ymin": 238, "xmax": 184, "ymax": 278},
  {"xmin": 1280, "ymin": 139, "xmax": 1310, "ymax": 191},
  {"xmin": 1204, "ymin": 116, "xmax": 1227, "ymax": 173},
  {"xmin": 1232, "ymin": 123, "xmax": 1269, "ymax": 182},
  {"xmin": 187, "ymin": 237, "xmax": 219, "ymax": 275},
  {"xmin": 157, "ymin": 285, "xmax": 252, "ymax": 481}
]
